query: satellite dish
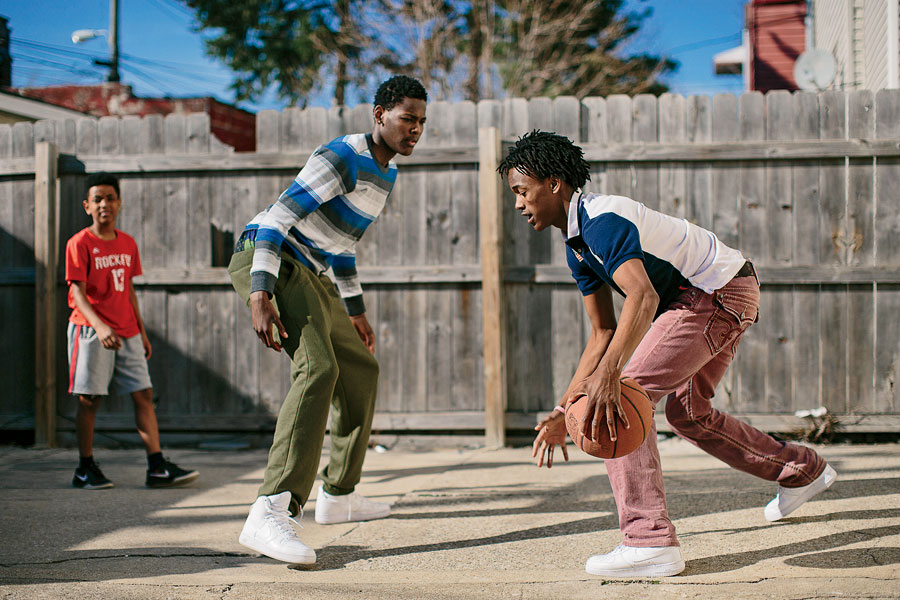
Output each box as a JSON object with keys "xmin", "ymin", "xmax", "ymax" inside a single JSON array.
[{"xmin": 794, "ymin": 48, "xmax": 836, "ymax": 90}]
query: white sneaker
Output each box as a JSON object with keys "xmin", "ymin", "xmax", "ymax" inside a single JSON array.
[
  {"xmin": 585, "ymin": 544, "xmax": 685, "ymax": 577},
  {"xmin": 238, "ymin": 491, "xmax": 316, "ymax": 564},
  {"xmin": 314, "ymin": 484, "xmax": 391, "ymax": 524},
  {"xmin": 764, "ymin": 464, "xmax": 837, "ymax": 521}
]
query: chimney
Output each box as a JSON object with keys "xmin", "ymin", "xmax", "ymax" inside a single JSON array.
[{"xmin": 0, "ymin": 16, "xmax": 10, "ymax": 88}]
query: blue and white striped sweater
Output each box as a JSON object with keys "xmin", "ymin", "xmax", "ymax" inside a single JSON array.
[{"xmin": 247, "ymin": 133, "xmax": 397, "ymax": 315}]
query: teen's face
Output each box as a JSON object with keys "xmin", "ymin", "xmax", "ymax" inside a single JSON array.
[
  {"xmin": 84, "ymin": 184, "xmax": 121, "ymax": 227},
  {"xmin": 375, "ymin": 97, "xmax": 427, "ymax": 156},
  {"xmin": 507, "ymin": 169, "xmax": 565, "ymax": 232}
]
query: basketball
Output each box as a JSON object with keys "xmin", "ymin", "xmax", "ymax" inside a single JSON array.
[{"xmin": 565, "ymin": 377, "xmax": 653, "ymax": 459}]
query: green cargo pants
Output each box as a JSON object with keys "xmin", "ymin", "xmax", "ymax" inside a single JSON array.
[{"xmin": 228, "ymin": 248, "xmax": 379, "ymax": 516}]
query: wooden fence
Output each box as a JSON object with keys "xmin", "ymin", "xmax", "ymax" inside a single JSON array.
[{"xmin": 2, "ymin": 89, "xmax": 900, "ymax": 447}]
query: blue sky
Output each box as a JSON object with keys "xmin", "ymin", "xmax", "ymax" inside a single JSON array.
[{"xmin": 4, "ymin": 0, "xmax": 747, "ymax": 112}]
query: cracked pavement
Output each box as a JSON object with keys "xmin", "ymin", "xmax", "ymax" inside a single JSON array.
[{"xmin": 1, "ymin": 437, "xmax": 898, "ymax": 599}]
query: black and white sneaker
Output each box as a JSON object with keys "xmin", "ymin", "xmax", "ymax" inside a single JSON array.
[
  {"xmin": 146, "ymin": 459, "xmax": 199, "ymax": 488},
  {"xmin": 72, "ymin": 462, "xmax": 115, "ymax": 490}
]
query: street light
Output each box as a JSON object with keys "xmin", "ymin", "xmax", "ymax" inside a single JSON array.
[
  {"xmin": 71, "ymin": 29, "xmax": 106, "ymax": 44},
  {"xmin": 71, "ymin": 0, "xmax": 119, "ymax": 83}
]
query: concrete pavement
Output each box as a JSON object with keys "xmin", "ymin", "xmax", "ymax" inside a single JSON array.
[{"xmin": 1, "ymin": 437, "xmax": 899, "ymax": 599}]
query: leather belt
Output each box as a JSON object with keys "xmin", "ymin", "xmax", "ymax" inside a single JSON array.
[{"xmin": 734, "ymin": 260, "xmax": 756, "ymax": 279}]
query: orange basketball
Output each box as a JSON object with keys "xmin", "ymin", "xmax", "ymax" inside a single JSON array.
[{"xmin": 564, "ymin": 377, "xmax": 654, "ymax": 459}]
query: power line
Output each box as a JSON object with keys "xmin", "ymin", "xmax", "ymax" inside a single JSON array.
[
  {"xmin": 664, "ymin": 32, "xmax": 743, "ymax": 56},
  {"xmin": 146, "ymin": 0, "xmax": 193, "ymax": 24},
  {"xmin": 13, "ymin": 38, "xmax": 107, "ymax": 60},
  {"xmin": 11, "ymin": 52, "xmax": 101, "ymax": 78},
  {"xmin": 120, "ymin": 53, "xmax": 233, "ymax": 83},
  {"xmin": 8, "ymin": 67, "xmax": 85, "ymax": 86},
  {"xmin": 11, "ymin": 35, "xmax": 236, "ymax": 94},
  {"xmin": 13, "ymin": 37, "xmax": 229, "ymax": 77},
  {"xmin": 159, "ymin": 0, "xmax": 196, "ymax": 18},
  {"xmin": 119, "ymin": 63, "xmax": 175, "ymax": 95}
]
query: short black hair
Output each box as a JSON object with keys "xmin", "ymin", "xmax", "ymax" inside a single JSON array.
[
  {"xmin": 85, "ymin": 172, "xmax": 120, "ymax": 198},
  {"xmin": 374, "ymin": 75, "xmax": 427, "ymax": 111},
  {"xmin": 497, "ymin": 130, "xmax": 591, "ymax": 191}
]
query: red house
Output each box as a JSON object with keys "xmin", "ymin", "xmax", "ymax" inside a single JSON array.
[
  {"xmin": 746, "ymin": 0, "xmax": 808, "ymax": 92},
  {"xmin": 15, "ymin": 82, "xmax": 256, "ymax": 152}
]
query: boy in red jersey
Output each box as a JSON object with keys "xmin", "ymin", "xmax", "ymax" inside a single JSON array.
[{"xmin": 66, "ymin": 173, "xmax": 198, "ymax": 490}]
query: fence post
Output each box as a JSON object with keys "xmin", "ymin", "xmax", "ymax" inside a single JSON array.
[
  {"xmin": 478, "ymin": 127, "xmax": 507, "ymax": 448},
  {"xmin": 35, "ymin": 142, "xmax": 58, "ymax": 447}
]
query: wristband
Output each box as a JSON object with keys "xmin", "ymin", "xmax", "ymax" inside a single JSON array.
[{"xmin": 553, "ymin": 405, "xmax": 567, "ymax": 416}]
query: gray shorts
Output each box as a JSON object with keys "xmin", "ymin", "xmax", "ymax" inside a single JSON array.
[{"xmin": 67, "ymin": 322, "xmax": 153, "ymax": 396}]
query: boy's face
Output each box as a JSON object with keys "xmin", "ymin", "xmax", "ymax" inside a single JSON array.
[
  {"xmin": 374, "ymin": 97, "xmax": 427, "ymax": 156},
  {"xmin": 83, "ymin": 184, "xmax": 121, "ymax": 228},
  {"xmin": 507, "ymin": 169, "xmax": 566, "ymax": 232}
]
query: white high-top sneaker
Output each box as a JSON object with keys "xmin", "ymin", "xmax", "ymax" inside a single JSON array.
[
  {"xmin": 764, "ymin": 464, "xmax": 837, "ymax": 521},
  {"xmin": 239, "ymin": 491, "xmax": 316, "ymax": 564},
  {"xmin": 314, "ymin": 484, "xmax": 391, "ymax": 524}
]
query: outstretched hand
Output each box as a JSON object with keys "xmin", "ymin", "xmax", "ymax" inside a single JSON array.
[{"xmin": 532, "ymin": 410, "xmax": 570, "ymax": 468}]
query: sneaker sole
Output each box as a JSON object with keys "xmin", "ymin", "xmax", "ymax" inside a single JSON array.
[
  {"xmin": 314, "ymin": 508, "xmax": 391, "ymax": 525},
  {"xmin": 73, "ymin": 482, "xmax": 115, "ymax": 490},
  {"xmin": 146, "ymin": 471, "xmax": 200, "ymax": 488},
  {"xmin": 238, "ymin": 532, "xmax": 316, "ymax": 565},
  {"xmin": 586, "ymin": 559, "xmax": 685, "ymax": 578},
  {"xmin": 765, "ymin": 465, "xmax": 837, "ymax": 521}
]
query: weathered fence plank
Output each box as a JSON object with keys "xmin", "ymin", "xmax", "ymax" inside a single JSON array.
[
  {"xmin": 632, "ymin": 94, "xmax": 659, "ymax": 211},
  {"xmin": 764, "ymin": 91, "xmax": 795, "ymax": 414},
  {"xmin": 711, "ymin": 94, "xmax": 740, "ymax": 409},
  {"xmin": 875, "ymin": 89, "xmax": 900, "ymax": 413},
  {"xmin": 847, "ymin": 90, "xmax": 876, "ymax": 414},
  {"xmin": 34, "ymin": 142, "xmax": 58, "ymax": 447},
  {"xmin": 658, "ymin": 94, "xmax": 686, "ymax": 218},
  {"xmin": 606, "ymin": 94, "xmax": 633, "ymax": 197},
  {"xmin": 449, "ymin": 101, "xmax": 481, "ymax": 412},
  {"xmin": 479, "ymin": 125, "xmax": 507, "ymax": 447},
  {"xmin": 424, "ymin": 102, "xmax": 455, "ymax": 412},
  {"xmin": 550, "ymin": 97, "xmax": 586, "ymax": 406},
  {"xmin": 791, "ymin": 91, "xmax": 821, "ymax": 413},
  {"xmin": 819, "ymin": 91, "xmax": 849, "ymax": 415},
  {"xmin": 737, "ymin": 92, "xmax": 766, "ymax": 413}
]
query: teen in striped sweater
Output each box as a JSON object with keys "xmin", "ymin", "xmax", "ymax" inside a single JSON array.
[{"xmin": 229, "ymin": 76, "xmax": 427, "ymax": 565}]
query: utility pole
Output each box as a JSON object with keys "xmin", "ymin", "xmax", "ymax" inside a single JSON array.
[
  {"xmin": 71, "ymin": 0, "xmax": 120, "ymax": 82},
  {"xmin": 106, "ymin": 0, "xmax": 120, "ymax": 82}
]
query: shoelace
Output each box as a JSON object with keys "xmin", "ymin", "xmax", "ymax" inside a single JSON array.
[{"xmin": 264, "ymin": 499, "xmax": 304, "ymax": 538}]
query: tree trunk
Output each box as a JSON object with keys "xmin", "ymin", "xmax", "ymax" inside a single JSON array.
[
  {"xmin": 465, "ymin": 2, "xmax": 483, "ymax": 102},
  {"xmin": 478, "ymin": 0, "xmax": 493, "ymax": 99},
  {"xmin": 335, "ymin": 0, "xmax": 350, "ymax": 106}
]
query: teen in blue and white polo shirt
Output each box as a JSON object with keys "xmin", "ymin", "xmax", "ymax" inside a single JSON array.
[{"xmin": 499, "ymin": 130, "xmax": 835, "ymax": 579}]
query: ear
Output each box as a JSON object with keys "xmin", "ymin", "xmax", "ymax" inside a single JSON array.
[
  {"xmin": 373, "ymin": 105, "xmax": 385, "ymax": 126},
  {"xmin": 82, "ymin": 199, "xmax": 90, "ymax": 214},
  {"xmin": 548, "ymin": 176, "xmax": 562, "ymax": 194}
]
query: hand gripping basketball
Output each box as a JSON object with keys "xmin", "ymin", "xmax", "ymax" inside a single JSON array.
[{"xmin": 565, "ymin": 377, "xmax": 653, "ymax": 459}]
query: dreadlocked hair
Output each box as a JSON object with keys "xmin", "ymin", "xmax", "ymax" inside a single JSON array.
[
  {"xmin": 497, "ymin": 130, "xmax": 590, "ymax": 191},
  {"xmin": 374, "ymin": 75, "xmax": 427, "ymax": 111}
]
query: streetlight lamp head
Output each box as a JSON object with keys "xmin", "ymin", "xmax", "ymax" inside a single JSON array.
[{"xmin": 71, "ymin": 29, "xmax": 105, "ymax": 44}]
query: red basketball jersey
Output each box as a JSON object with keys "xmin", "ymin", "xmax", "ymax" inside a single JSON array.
[{"xmin": 65, "ymin": 228, "xmax": 143, "ymax": 337}]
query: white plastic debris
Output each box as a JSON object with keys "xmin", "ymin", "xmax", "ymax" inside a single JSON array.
[{"xmin": 794, "ymin": 406, "xmax": 828, "ymax": 419}]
